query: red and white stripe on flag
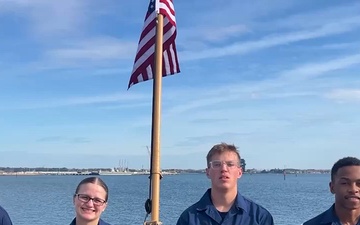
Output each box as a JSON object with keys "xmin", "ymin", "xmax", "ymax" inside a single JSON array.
[{"xmin": 128, "ymin": 0, "xmax": 180, "ymax": 89}]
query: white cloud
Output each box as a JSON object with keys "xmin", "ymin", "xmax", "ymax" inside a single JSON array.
[
  {"xmin": 190, "ymin": 0, "xmax": 297, "ymax": 26},
  {"xmin": 163, "ymin": 54, "xmax": 360, "ymax": 115},
  {"xmin": 278, "ymin": 54, "xmax": 360, "ymax": 81},
  {"xmin": 268, "ymin": 2, "xmax": 360, "ymax": 31},
  {"xmin": 1, "ymin": 92, "xmax": 149, "ymax": 110},
  {"xmin": 180, "ymin": 17, "xmax": 360, "ymax": 61},
  {"xmin": 319, "ymin": 42, "xmax": 360, "ymax": 50},
  {"xmin": 204, "ymin": 25, "xmax": 249, "ymax": 41},
  {"xmin": 0, "ymin": 0, "xmax": 89, "ymax": 36},
  {"xmin": 325, "ymin": 89, "xmax": 360, "ymax": 102},
  {"xmin": 179, "ymin": 24, "xmax": 249, "ymax": 44},
  {"xmin": 46, "ymin": 37, "xmax": 137, "ymax": 62}
]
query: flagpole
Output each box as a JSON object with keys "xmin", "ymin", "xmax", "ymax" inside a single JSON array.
[{"xmin": 149, "ymin": 12, "xmax": 164, "ymax": 224}]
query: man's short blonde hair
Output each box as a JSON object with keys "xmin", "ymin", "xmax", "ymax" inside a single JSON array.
[{"xmin": 206, "ymin": 142, "xmax": 241, "ymax": 167}]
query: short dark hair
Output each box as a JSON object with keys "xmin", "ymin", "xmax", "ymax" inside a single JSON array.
[
  {"xmin": 331, "ymin": 157, "xmax": 360, "ymax": 181},
  {"xmin": 74, "ymin": 176, "xmax": 109, "ymax": 201},
  {"xmin": 206, "ymin": 142, "xmax": 241, "ymax": 167}
]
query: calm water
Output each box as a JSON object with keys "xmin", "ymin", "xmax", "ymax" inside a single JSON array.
[{"xmin": 0, "ymin": 173, "xmax": 333, "ymax": 225}]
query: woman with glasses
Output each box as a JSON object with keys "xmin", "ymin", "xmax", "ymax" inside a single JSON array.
[{"xmin": 70, "ymin": 177, "xmax": 112, "ymax": 225}]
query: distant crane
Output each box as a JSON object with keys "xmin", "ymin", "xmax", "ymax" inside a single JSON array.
[{"xmin": 146, "ymin": 146, "xmax": 151, "ymax": 172}]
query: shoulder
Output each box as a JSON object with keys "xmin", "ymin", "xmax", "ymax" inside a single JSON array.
[
  {"xmin": 69, "ymin": 218, "xmax": 112, "ymax": 225},
  {"xmin": 303, "ymin": 211, "xmax": 328, "ymax": 225},
  {"xmin": 238, "ymin": 195, "xmax": 274, "ymax": 224},
  {"xmin": 99, "ymin": 218, "xmax": 113, "ymax": 225},
  {"xmin": 176, "ymin": 197, "xmax": 208, "ymax": 225},
  {"xmin": 303, "ymin": 213, "xmax": 324, "ymax": 225},
  {"xmin": 303, "ymin": 205, "xmax": 335, "ymax": 225},
  {"xmin": 178, "ymin": 189, "xmax": 212, "ymax": 218},
  {"xmin": 69, "ymin": 218, "xmax": 76, "ymax": 225},
  {"xmin": 177, "ymin": 200, "xmax": 201, "ymax": 219},
  {"xmin": 0, "ymin": 206, "xmax": 13, "ymax": 225},
  {"xmin": 0, "ymin": 205, "xmax": 9, "ymax": 216}
]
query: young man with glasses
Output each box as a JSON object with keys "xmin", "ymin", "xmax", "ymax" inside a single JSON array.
[
  {"xmin": 0, "ymin": 205, "xmax": 13, "ymax": 225},
  {"xmin": 176, "ymin": 142, "xmax": 274, "ymax": 225}
]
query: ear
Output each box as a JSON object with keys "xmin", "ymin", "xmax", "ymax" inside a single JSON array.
[
  {"xmin": 237, "ymin": 167, "xmax": 243, "ymax": 178},
  {"xmin": 102, "ymin": 203, "xmax": 107, "ymax": 212},
  {"xmin": 205, "ymin": 168, "xmax": 210, "ymax": 179},
  {"xmin": 329, "ymin": 181, "xmax": 335, "ymax": 194}
]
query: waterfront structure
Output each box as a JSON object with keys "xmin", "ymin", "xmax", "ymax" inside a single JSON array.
[{"xmin": 241, "ymin": 158, "xmax": 246, "ymax": 172}]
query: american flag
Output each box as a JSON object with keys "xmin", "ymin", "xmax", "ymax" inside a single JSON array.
[{"xmin": 128, "ymin": 0, "xmax": 180, "ymax": 89}]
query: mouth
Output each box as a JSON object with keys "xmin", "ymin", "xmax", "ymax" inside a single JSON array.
[
  {"xmin": 219, "ymin": 175, "xmax": 230, "ymax": 180},
  {"xmin": 345, "ymin": 196, "xmax": 360, "ymax": 201},
  {"xmin": 81, "ymin": 207, "xmax": 95, "ymax": 213}
]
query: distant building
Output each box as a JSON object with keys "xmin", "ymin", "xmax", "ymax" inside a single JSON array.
[{"xmin": 241, "ymin": 158, "xmax": 246, "ymax": 172}]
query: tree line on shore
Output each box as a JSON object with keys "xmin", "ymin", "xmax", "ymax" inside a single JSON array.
[{"xmin": 0, "ymin": 167, "xmax": 329, "ymax": 174}]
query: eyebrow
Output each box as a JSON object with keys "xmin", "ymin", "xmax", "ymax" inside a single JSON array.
[
  {"xmin": 338, "ymin": 177, "xmax": 360, "ymax": 182},
  {"xmin": 80, "ymin": 194, "xmax": 105, "ymax": 200}
]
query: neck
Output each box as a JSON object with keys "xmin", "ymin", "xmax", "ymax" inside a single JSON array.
[
  {"xmin": 76, "ymin": 218, "xmax": 99, "ymax": 225},
  {"xmin": 335, "ymin": 203, "xmax": 360, "ymax": 225},
  {"xmin": 211, "ymin": 187, "xmax": 237, "ymax": 212}
]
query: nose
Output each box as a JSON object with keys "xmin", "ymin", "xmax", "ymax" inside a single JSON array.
[
  {"xmin": 220, "ymin": 162, "xmax": 228, "ymax": 171},
  {"xmin": 85, "ymin": 199, "xmax": 95, "ymax": 206},
  {"xmin": 348, "ymin": 183, "xmax": 359, "ymax": 193}
]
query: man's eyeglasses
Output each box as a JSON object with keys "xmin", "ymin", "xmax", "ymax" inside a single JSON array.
[
  {"xmin": 209, "ymin": 160, "xmax": 240, "ymax": 169},
  {"xmin": 75, "ymin": 194, "xmax": 106, "ymax": 206}
]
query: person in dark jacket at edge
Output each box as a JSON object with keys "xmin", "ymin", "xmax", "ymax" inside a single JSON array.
[
  {"xmin": 0, "ymin": 205, "xmax": 13, "ymax": 225},
  {"xmin": 176, "ymin": 142, "xmax": 274, "ymax": 225},
  {"xmin": 303, "ymin": 157, "xmax": 360, "ymax": 225},
  {"xmin": 70, "ymin": 177, "xmax": 112, "ymax": 225}
]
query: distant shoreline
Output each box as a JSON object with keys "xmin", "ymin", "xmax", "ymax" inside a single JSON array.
[
  {"xmin": 0, "ymin": 167, "xmax": 330, "ymax": 176},
  {"xmin": 0, "ymin": 171, "xmax": 179, "ymax": 176}
]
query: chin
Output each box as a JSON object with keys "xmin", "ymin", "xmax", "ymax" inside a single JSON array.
[
  {"xmin": 82, "ymin": 216, "xmax": 98, "ymax": 222},
  {"xmin": 215, "ymin": 183, "xmax": 234, "ymax": 191},
  {"xmin": 344, "ymin": 204, "xmax": 360, "ymax": 210},
  {"xmin": 79, "ymin": 213, "xmax": 98, "ymax": 221}
]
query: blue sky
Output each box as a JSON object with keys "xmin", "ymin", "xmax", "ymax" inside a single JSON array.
[{"xmin": 0, "ymin": 0, "xmax": 359, "ymax": 170}]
